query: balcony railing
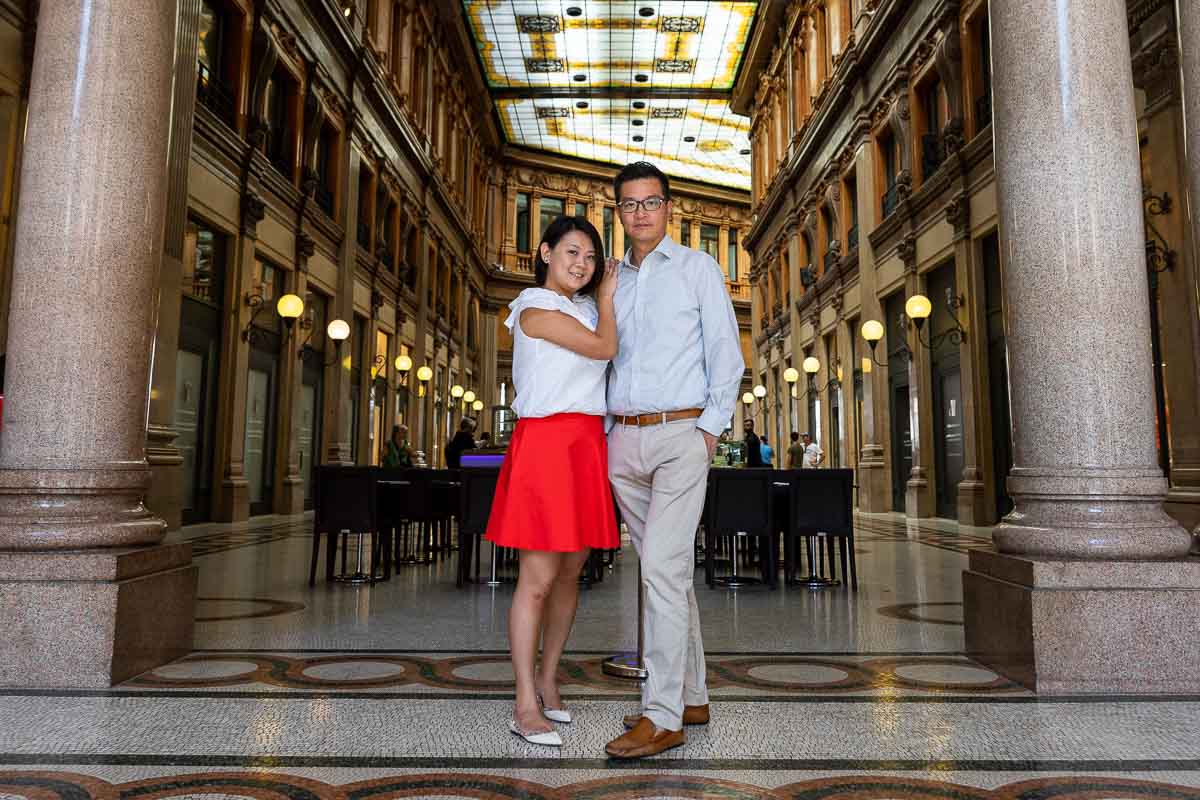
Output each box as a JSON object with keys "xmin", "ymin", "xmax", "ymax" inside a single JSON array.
[
  {"xmin": 515, "ymin": 254, "xmax": 533, "ymax": 273},
  {"xmin": 847, "ymin": 224, "xmax": 859, "ymax": 251},
  {"xmin": 922, "ymin": 133, "xmax": 944, "ymax": 178},
  {"xmin": 196, "ymin": 63, "xmax": 237, "ymax": 128},
  {"xmin": 727, "ymin": 282, "xmax": 752, "ymax": 301},
  {"xmin": 357, "ymin": 221, "xmax": 370, "ymax": 250},
  {"xmin": 881, "ymin": 182, "xmax": 900, "ymax": 218},
  {"xmin": 975, "ymin": 94, "xmax": 992, "ymax": 130}
]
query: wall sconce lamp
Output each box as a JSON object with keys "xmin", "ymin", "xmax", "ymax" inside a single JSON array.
[
  {"xmin": 243, "ymin": 287, "xmax": 304, "ymax": 343},
  {"xmin": 416, "ymin": 365, "xmax": 433, "ymax": 397},
  {"xmin": 794, "ymin": 356, "xmax": 839, "ymax": 400},
  {"xmin": 462, "ymin": 389, "xmax": 476, "ymax": 413},
  {"xmin": 394, "ymin": 354, "xmax": 412, "ymax": 388},
  {"xmin": 472, "ymin": 399, "xmax": 484, "ymax": 412},
  {"xmin": 309, "ymin": 318, "xmax": 349, "ymax": 368},
  {"xmin": 860, "ymin": 318, "xmax": 888, "ymax": 367},
  {"xmin": 905, "ymin": 290, "xmax": 967, "ymax": 350},
  {"xmin": 741, "ymin": 391, "xmax": 755, "ymax": 406},
  {"xmin": 752, "ymin": 384, "xmax": 767, "ymax": 400}
]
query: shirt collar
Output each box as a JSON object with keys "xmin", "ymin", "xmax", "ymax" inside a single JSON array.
[{"xmin": 622, "ymin": 234, "xmax": 678, "ymax": 269}]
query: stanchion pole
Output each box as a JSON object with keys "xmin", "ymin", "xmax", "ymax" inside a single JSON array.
[{"xmin": 602, "ymin": 561, "xmax": 647, "ymax": 679}]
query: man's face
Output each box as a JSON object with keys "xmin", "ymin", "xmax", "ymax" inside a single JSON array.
[
  {"xmin": 803, "ymin": 435, "xmax": 812, "ymax": 445},
  {"xmin": 743, "ymin": 420, "xmax": 752, "ymax": 433},
  {"xmin": 617, "ymin": 177, "xmax": 671, "ymax": 248}
]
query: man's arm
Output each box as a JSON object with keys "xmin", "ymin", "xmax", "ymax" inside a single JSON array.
[{"xmin": 697, "ymin": 261, "xmax": 745, "ymax": 444}]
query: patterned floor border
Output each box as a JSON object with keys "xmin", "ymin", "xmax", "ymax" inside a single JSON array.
[
  {"xmin": 2, "ymin": 770, "xmax": 1199, "ymax": 800},
  {"xmin": 124, "ymin": 652, "xmax": 1020, "ymax": 695}
]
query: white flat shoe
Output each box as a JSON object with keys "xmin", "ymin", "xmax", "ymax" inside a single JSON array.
[
  {"xmin": 538, "ymin": 693, "xmax": 572, "ymax": 724},
  {"xmin": 509, "ymin": 719, "xmax": 563, "ymax": 747}
]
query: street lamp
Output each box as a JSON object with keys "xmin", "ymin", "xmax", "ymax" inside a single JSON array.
[
  {"xmin": 860, "ymin": 318, "xmax": 887, "ymax": 367},
  {"xmin": 783, "ymin": 367, "xmax": 799, "ymax": 434},
  {"xmin": 472, "ymin": 399, "xmax": 484, "ymax": 412}
]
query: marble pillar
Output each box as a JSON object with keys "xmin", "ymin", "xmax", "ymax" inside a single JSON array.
[
  {"xmin": 1176, "ymin": 0, "xmax": 1200, "ymax": 551},
  {"xmin": 853, "ymin": 145, "xmax": 888, "ymax": 512},
  {"xmin": 0, "ymin": 0, "xmax": 196, "ymax": 686},
  {"xmin": 146, "ymin": 0, "xmax": 202, "ymax": 530},
  {"xmin": 963, "ymin": 0, "xmax": 1199, "ymax": 694}
]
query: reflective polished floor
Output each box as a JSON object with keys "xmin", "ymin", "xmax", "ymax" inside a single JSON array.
[{"xmin": 2, "ymin": 512, "xmax": 1198, "ymax": 799}]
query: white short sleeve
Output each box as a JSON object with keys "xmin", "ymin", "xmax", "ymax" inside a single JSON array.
[{"xmin": 505, "ymin": 288, "xmax": 568, "ymax": 334}]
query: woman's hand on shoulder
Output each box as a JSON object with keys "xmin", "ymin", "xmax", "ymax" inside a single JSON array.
[{"xmin": 597, "ymin": 257, "xmax": 619, "ymax": 301}]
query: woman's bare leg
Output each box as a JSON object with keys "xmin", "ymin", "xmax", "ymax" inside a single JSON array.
[
  {"xmin": 509, "ymin": 549, "xmax": 561, "ymax": 733},
  {"xmin": 536, "ymin": 548, "xmax": 592, "ymax": 710}
]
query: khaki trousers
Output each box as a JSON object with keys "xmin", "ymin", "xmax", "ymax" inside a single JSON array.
[{"xmin": 608, "ymin": 418, "xmax": 710, "ymax": 731}]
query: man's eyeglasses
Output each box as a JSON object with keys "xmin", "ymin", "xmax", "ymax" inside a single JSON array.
[{"xmin": 617, "ymin": 196, "xmax": 667, "ymax": 214}]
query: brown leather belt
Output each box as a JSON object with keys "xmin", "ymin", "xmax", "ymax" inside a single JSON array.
[{"xmin": 614, "ymin": 408, "xmax": 703, "ymax": 427}]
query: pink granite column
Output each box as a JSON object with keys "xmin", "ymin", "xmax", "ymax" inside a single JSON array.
[
  {"xmin": 988, "ymin": 0, "xmax": 1190, "ymax": 558},
  {"xmin": 1177, "ymin": 0, "xmax": 1200, "ymax": 552},
  {"xmin": 0, "ymin": 0, "xmax": 176, "ymax": 549}
]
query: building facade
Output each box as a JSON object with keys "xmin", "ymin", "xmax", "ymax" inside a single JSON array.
[{"xmin": 737, "ymin": 0, "xmax": 1200, "ymax": 532}]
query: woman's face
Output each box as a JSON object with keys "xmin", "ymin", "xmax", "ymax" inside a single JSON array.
[{"xmin": 540, "ymin": 230, "xmax": 596, "ymax": 295}]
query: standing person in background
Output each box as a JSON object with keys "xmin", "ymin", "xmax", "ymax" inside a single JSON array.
[
  {"xmin": 742, "ymin": 419, "xmax": 764, "ymax": 468},
  {"xmin": 760, "ymin": 434, "xmax": 774, "ymax": 467},
  {"xmin": 801, "ymin": 432, "xmax": 824, "ymax": 468},
  {"xmin": 787, "ymin": 431, "xmax": 805, "ymax": 468}
]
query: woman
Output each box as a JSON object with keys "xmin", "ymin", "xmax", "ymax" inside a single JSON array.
[
  {"xmin": 382, "ymin": 424, "xmax": 412, "ymax": 468},
  {"xmin": 485, "ymin": 215, "xmax": 619, "ymax": 746}
]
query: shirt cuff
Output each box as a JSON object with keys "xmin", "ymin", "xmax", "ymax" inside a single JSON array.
[{"xmin": 697, "ymin": 408, "xmax": 728, "ymax": 438}]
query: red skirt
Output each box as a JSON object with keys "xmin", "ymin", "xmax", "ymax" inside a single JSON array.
[{"xmin": 485, "ymin": 413, "xmax": 619, "ymax": 552}]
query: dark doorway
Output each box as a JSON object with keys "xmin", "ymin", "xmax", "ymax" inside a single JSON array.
[
  {"xmin": 983, "ymin": 233, "xmax": 1014, "ymax": 519},
  {"xmin": 176, "ymin": 221, "xmax": 225, "ymax": 525},
  {"xmin": 928, "ymin": 262, "xmax": 964, "ymax": 519},
  {"xmin": 885, "ymin": 293, "xmax": 912, "ymax": 511}
]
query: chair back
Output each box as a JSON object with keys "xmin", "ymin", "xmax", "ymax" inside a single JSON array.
[
  {"xmin": 459, "ymin": 467, "xmax": 501, "ymax": 536},
  {"xmin": 706, "ymin": 468, "xmax": 774, "ymax": 537},
  {"xmin": 375, "ymin": 467, "xmax": 425, "ymax": 526},
  {"xmin": 427, "ymin": 468, "xmax": 462, "ymax": 518},
  {"xmin": 787, "ymin": 468, "xmax": 854, "ymax": 536},
  {"xmin": 314, "ymin": 465, "xmax": 377, "ymax": 533}
]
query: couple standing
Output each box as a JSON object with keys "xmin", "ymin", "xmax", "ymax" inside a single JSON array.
[{"xmin": 484, "ymin": 161, "xmax": 744, "ymax": 758}]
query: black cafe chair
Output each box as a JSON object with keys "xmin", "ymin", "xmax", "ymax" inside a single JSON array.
[
  {"xmin": 310, "ymin": 465, "xmax": 379, "ymax": 585},
  {"xmin": 704, "ymin": 468, "xmax": 777, "ymax": 589},
  {"xmin": 787, "ymin": 468, "xmax": 857, "ymax": 589},
  {"xmin": 457, "ymin": 466, "xmax": 500, "ymax": 587}
]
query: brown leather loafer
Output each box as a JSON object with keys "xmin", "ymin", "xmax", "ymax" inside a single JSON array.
[
  {"xmin": 605, "ymin": 717, "xmax": 685, "ymax": 759},
  {"xmin": 622, "ymin": 703, "xmax": 709, "ymax": 730}
]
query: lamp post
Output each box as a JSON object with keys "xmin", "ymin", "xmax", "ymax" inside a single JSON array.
[
  {"xmin": 463, "ymin": 389, "xmax": 476, "ymax": 417},
  {"xmin": 753, "ymin": 383, "xmax": 766, "ymax": 434}
]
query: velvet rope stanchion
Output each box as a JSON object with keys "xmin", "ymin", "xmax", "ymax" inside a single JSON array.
[{"xmin": 602, "ymin": 561, "xmax": 647, "ymax": 679}]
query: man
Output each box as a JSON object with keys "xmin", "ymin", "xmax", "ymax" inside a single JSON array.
[
  {"xmin": 760, "ymin": 434, "xmax": 774, "ymax": 467},
  {"xmin": 603, "ymin": 161, "xmax": 744, "ymax": 759},
  {"xmin": 742, "ymin": 419, "xmax": 764, "ymax": 468},
  {"xmin": 801, "ymin": 431, "xmax": 824, "ymax": 468},
  {"xmin": 445, "ymin": 418, "xmax": 477, "ymax": 469},
  {"xmin": 787, "ymin": 431, "xmax": 805, "ymax": 468}
]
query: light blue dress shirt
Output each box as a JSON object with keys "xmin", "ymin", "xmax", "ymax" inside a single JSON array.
[{"xmin": 607, "ymin": 235, "xmax": 745, "ymax": 437}]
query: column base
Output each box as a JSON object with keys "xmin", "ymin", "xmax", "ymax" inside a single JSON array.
[
  {"xmin": 963, "ymin": 549, "xmax": 1200, "ymax": 693},
  {"xmin": 214, "ymin": 478, "xmax": 249, "ymax": 523},
  {"xmin": 856, "ymin": 454, "xmax": 889, "ymax": 513},
  {"xmin": 905, "ymin": 475, "xmax": 935, "ymax": 519},
  {"xmin": 1164, "ymin": 484, "xmax": 1200, "ymax": 541},
  {"xmin": 957, "ymin": 478, "xmax": 991, "ymax": 526},
  {"xmin": 0, "ymin": 541, "xmax": 197, "ymax": 687},
  {"xmin": 146, "ymin": 427, "xmax": 184, "ymax": 531},
  {"xmin": 276, "ymin": 475, "xmax": 306, "ymax": 516}
]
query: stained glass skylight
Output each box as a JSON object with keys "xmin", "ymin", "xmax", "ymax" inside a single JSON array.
[{"xmin": 462, "ymin": 1, "xmax": 757, "ymax": 190}]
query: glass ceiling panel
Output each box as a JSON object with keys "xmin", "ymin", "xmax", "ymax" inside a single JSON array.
[
  {"xmin": 463, "ymin": 1, "xmax": 758, "ymax": 191},
  {"xmin": 496, "ymin": 97, "xmax": 751, "ymax": 189}
]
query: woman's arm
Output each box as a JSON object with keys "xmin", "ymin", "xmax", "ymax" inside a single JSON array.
[{"xmin": 518, "ymin": 261, "xmax": 619, "ymax": 359}]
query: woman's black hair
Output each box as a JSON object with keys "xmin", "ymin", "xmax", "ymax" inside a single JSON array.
[{"xmin": 535, "ymin": 215, "xmax": 606, "ymax": 296}]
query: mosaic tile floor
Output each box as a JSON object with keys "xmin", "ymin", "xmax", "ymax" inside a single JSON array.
[{"xmin": 2, "ymin": 511, "xmax": 1198, "ymax": 799}]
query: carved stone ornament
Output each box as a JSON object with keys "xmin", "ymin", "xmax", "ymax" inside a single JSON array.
[
  {"xmin": 894, "ymin": 169, "xmax": 913, "ymax": 202},
  {"xmin": 297, "ymin": 232, "xmax": 316, "ymax": 261},
  {"xmin": 242, "ymin": 192, "xmax": 267, "ymax": 235},
  {"xmin": 945, "ymin": 193, "xmax": 970, "ymax": 238},
  {"xmin": 897, "ymin": 234, "xmax": 917, "ymax": 268}
]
